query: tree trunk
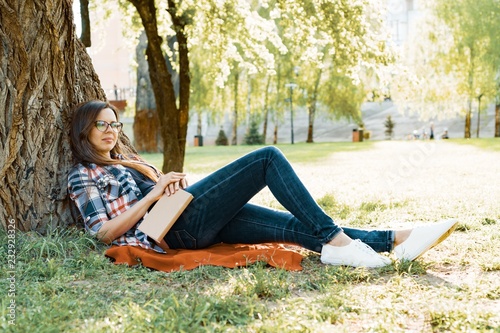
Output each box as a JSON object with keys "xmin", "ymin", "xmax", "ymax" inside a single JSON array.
[
  {"xmin": 134, "ymin": 110, "xmax": 161, "ymax": 152},
  {"xmin": 273, "ymin": 63, "xmax": 282, "ymax": 145},
  {"xmin": 134, "ymin": 31, "xmax": 160, "ymax": 152},
  {"xmin": 168, "ymin": 0, "xmax": 190, "ymax": 169},
  {"xmin": 0, "ymin": 0, "xmax": 107, "ymax": 231},
  {"xmin": 306, "ymin": 69, "xmax": 322, "ymax": 143},
  {"xmin": 465, "ymin": 99, "xmax": 472, "ymax": 139},
  {"xmin": 231, "ymin": 72, "xmax": 239, "ymax": 145},
  {"xmin": 306, "ymin": 104, "xmax": 315, "ymax": 143},
  {"xmin": 476, "ymin": 95, "xmax": 482, "ymax": 138},
  {"xmin": 245, "ymin": 75, "xmax": 252, "ymax": 136},
  {"xmin": 129, "ymin": 0, "xmax": 189, "ymax": 173},
  {"xmin": 273, "ymin": 124, "xmax": 278, "ymax": 144},
  {"xmin": 495, "ymin": 104, "xmax": 500, "ymax": 137},
  {"xmin": 262, "ymin": 76, "xmax": 271, "ymax": 144},
  {"xmin": 196, "ymin": 111, "xmax": 202, "ymax": 136}
]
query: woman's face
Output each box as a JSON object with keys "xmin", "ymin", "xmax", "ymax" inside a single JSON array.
[{"xmin": 88, "ymin": 108, "xmax": 119, "ymax": 158}]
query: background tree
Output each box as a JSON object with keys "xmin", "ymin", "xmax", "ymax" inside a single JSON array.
[
  {"xmin": 125, "ymin": 0, "xmax": 189, "ymax": 172},
  {"xmin": 0, "ymin": 0, "xmax": 114, "ymax": 231},
  {"xmin": 384, "ymin": 115, "xmax": 395, "ymax": 139},
  {"xmin": 117, "ymin": 0, "xmax": 286, "ymax": 165},
  {"xmin": 114, "ymin": 0, "xmax": 395, "ymax": 150},
  {"xmin": 391, "ymin": 0, "xmax": 500, "ymax": 138},
  {"xmin": 244, "ymin": 121, "xmax": 265, "ymax": 145},
  {"xmin": 274, "ymin": 0, "xmax": 392, "ymax": 143},
  {"xmin": 134, "ymin": 31, "xmax": 160, "ymax": 152},
  {"xmin": 215, "ymin": 127, "xmax": 229, "ymax": 146}
]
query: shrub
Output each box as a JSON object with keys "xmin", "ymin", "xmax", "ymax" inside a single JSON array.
[
  {"xmin": 244, "ymin": 121, "xmax": 264, "ymax": 145},
  {"xmin": 215, "ymin": 128, "xmax": 229, "ymax": 146},
  {"xmin": 384, "ymin": 115, "xmax": 395, "ymax": 139}
]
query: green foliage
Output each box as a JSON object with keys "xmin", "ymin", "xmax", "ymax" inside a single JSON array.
[
  {"xmin": 117, "ymin": 0, "xmax": 394, "ymax": 146},
  {"xmin": 391, "ymin": 0, "xmax": 500, "ymax": 131},
  {"xmin": 243, "ymin": 121, "xmax": 265, "ymax": 145}
]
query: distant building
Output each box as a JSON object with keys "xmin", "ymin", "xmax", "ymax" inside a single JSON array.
[
  {"xmin": 387, "ymin": 0, "xmax": 422, "ymax": 46},
  {"xmin": 73, "ymin": 1, "xmax": 135, "ymax": 107}
]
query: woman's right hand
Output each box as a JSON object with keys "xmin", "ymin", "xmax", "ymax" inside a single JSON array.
[{"xmin": 146, "ymin": 171, "xmax": 188, "ymax": 201}]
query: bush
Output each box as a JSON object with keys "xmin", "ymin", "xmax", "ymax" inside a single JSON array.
[
  {"xmin": 215, "ymin": 128, "xmax": 229, "ymax": 146},
  {"xmin": 384, "ymin": 115, "xmax": 395, "ymax": 139}
]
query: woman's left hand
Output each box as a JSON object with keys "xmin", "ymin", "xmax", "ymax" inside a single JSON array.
[
  {"xmin": 146, "ymin": 172, "xmax": 188, "ymax": 200},
  {"xmin": 164, "ymin": 174, "xmax": 188, "ymax": 196}
]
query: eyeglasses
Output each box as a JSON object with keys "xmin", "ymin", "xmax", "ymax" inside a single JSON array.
[{"xmin": 95, "ymin": 120, "xmax": 123, "ymax": 133}]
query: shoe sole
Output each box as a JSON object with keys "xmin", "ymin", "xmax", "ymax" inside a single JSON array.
[
  {"xmin": 320, "ymin": 258, "xmax": 391, "ymax": 268},
  {"xmin": 410, "ymin": 221, "xmax": 458, "ymax": 261}
]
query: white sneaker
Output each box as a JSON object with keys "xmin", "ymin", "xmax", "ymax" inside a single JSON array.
[
  {"xmin": 321, "ymin": 239, "xmax": 392, "ymax": 268},
  {"xmin": 394, "ymin": 219, "xmax": 458, "ymax": 261}
]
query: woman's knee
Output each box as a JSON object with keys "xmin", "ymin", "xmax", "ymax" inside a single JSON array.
[{"xmin": 258, "ymin": 145, "xmax": 283, "ymax": 159}]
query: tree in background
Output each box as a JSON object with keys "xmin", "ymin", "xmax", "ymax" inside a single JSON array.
[
  {"xmin": 276, "ymin": 0, "xmax": 393, "ymax": 143},
  {"xmin": 391, "ymin": 0, "xmax": 500, "ymax": 138},
  {"xmin": 244, "ymin": 121, "xmax": 265, "ymax": 145},
  {"xmin": 384, "ymin": 115, "xmax": 395, "ymax": 139},
  {"xmin": 117, "ymin": 0, "xmax": 286, "ymax": 167},
  {"xmin": 125, "ymin": 0, "xmax": 190, "ymax": 172},
  {"xmin": 215, "ymin": 127, "xmax": 229, "ymax": 146},
  {"xmin": 134, "ymin": 31, "xmax": 160, "ymax": 152}
]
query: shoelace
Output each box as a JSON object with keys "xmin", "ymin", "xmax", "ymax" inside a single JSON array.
[{"xmin": 351, "ymin": 239, "xmax": 380, "ymax": 256}]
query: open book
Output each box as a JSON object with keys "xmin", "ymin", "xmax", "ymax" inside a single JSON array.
[{"xmin": 138, "ymin": 189, "xmax": 193, "ymax": 242}]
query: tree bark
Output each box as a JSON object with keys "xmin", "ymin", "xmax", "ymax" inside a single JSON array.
[
  {"xmin": 306, "ymin": 104, "xmax": 315, "ymax": 143},
  {"xmin": 0, "ymin": 0, "xmax": 107, "ymax": 231},
  {"xmin": 231, "ymin": 71, "xmax": 239, "ymax": 145},
  {"xmin": 128, "ymin": 0, "xmax": 189, "ymax": 172},
  {"xmin": 262, "ymin": 76, "xmax": 271, "ymax": 144},
  {"xmin": 465, "ymin": 98, "xmax": 472, "ymax": 139},
  {"xmin": 168, "ymin": 2, "xmax": 190, "ymax": 164},
  {"xmin": 306, "ymin": 69, "xmax": 322, "ymax": 143},
  {"xmin": 134, "ymin": 30, "xmax": 160, "ymax": 152}
]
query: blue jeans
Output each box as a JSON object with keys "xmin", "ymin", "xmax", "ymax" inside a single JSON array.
[{"xmin": 164, "ymin": 146, "xmax": 394, "ymax": 253}]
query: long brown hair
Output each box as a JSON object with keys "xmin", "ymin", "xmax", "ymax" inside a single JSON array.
[{"xmin": 70, "ymin": 100, "xmax": 160, "ymax": 181}]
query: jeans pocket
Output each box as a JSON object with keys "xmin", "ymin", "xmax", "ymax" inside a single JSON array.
[{"xmin": 168, "ymin": 230, "xmax": 197, "ymax": 249}]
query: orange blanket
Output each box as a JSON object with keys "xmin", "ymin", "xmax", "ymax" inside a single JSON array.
[{"xmin": 105, "ymin": 243, "xmax": 303, "ymax": 272}]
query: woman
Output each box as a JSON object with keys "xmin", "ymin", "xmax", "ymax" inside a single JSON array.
[{"xmin": 68, "ymin": 100, "xmax": 457, "ymax": 268}]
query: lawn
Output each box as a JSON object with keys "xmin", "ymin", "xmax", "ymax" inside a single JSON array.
[
  {"xmin": 450, "ymin": 137, "xmax": 500, "ymax": 151},
  {"xmin": 1, "ymin": 140, "xmax": 499, "ymax": 332},
  {"xmin": 142, "ymin": 141, "xmax": 375, "ymax": 173}
]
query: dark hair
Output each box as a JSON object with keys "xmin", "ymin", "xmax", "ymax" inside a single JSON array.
[{"xmin": 70, "ymin": 100, "xmax": 159, "ymax": 181}]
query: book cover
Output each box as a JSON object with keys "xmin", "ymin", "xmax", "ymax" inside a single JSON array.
[{"xmin": 138, "ymin": 189, "xmax": 193, "ymax": 242}]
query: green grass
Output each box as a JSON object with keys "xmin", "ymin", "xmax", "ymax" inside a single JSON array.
[
  {"xmin": 2, "ymin": 140, "xmax": 500, "ymax": 332},
  {"xmin": 141, "ymin": 141, "xmax": 374, "ymax": 172}
]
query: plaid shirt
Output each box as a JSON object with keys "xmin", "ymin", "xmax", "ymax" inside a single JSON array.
[{"xmin": 68, "ymin": 160, "xmax": 165, "ymax": 253}]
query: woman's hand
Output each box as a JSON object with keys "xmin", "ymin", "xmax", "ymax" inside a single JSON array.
[{"xmin": 146, "ymin": 172, "xmax": 188, "ymax": 201}]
